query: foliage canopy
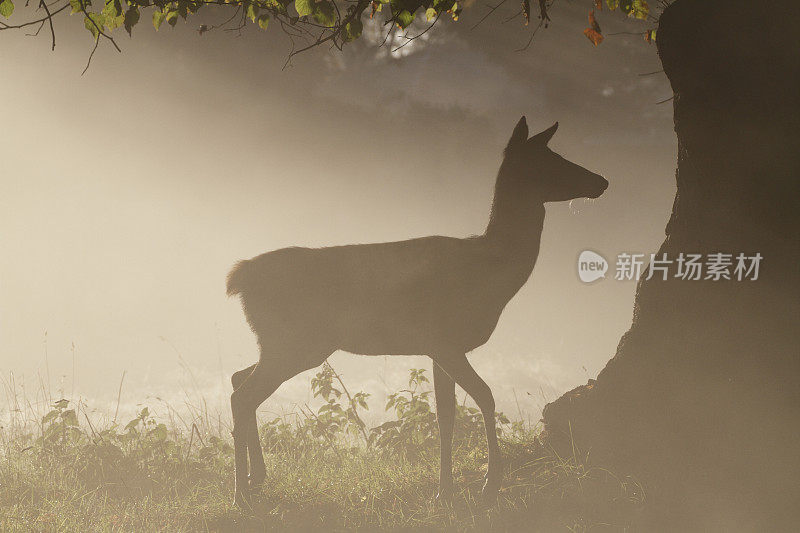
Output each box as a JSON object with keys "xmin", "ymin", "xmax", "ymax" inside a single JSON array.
[{"xmin": 0, "ymin": 0, "xmax": 659, "ymax": 71}]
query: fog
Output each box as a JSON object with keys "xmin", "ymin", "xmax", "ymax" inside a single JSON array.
[{"xmin": 0, "ymin": 2, "xmax": 675, "ymax": 425}]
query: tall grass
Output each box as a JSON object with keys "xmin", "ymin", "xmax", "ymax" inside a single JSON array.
[{"xmin": 0, "ymin": 365, "xmax": 645, "ymax": 531}]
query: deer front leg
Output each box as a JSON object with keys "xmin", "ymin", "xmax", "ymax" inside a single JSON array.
[
  {"xmin": 433, "ymin": 361, "xmax": 456, "ymax": 503},
  {"xmin": 434, "ymin": 353, "xmax": 502, "ymax": 504}
]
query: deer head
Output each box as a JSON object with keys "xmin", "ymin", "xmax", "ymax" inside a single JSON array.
[{"xmin": 504, "ymin": 116, "xmax": 608, "ymax": 202}]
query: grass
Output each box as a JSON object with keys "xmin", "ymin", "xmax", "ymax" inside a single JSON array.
[{"xmin": 0, "ymin": 367, "xmax": 646, "ymax": 532}]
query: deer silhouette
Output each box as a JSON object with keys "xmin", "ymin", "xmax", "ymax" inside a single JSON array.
[{"xmin": 226, "ymin": 116, "xmax": 608, "ymax": 507}]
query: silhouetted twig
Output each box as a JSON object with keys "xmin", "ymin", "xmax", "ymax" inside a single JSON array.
[
  {"xmin": 471, "ymin": 0, "xmax": 507, "ymax": 30},
  {"xmin": 113, "ymin": 371, "xmax": 126, "ymax": 423}
]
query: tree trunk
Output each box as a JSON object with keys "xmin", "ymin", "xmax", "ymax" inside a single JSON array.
[{"xmin": 541, "ymin": 1, "xmax": 800, "ymax": 529}]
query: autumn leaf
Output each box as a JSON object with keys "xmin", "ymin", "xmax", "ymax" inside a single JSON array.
[
  {"xmin": 447, "ymin": 1, "xmax": 460, "ymax": 21},
  {"xmin": 594, "ymin": 0, "xmax": 602, "ymax": 10},
  {"xmin": 644, "ymin": 28, "xmax": 656, "ymax": 43},
  {"xmin": 583, "ymin": 9, "xmax": 603, "ymax": 46},
  {"xmin": 588, "ymin": 9, "xmax": 601, "ymax": 33},
  {"xmin": 522, "ymin": 0, "xmax": 530, "ymax": 25},
  {"xmin": 583, "ymin": 27, "xmax": 603, "ymax": 45}
]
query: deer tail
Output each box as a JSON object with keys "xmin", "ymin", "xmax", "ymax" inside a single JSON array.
[{"xmin": 226, "ymin": 260, "xmax": 252, "ymax": 296}]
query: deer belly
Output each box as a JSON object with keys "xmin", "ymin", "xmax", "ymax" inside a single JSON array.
[{"xmin": 335, "ymin": 302, "xmax": 504, "ymax": 356}]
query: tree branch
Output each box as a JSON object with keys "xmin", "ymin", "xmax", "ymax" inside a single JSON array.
[
  {"xmin": 392, "ymin": 11, "xmax": 439, "ymax": 53},
  {"xmin": 38, "ymin": 0, "xmax": 55, "ymax": 50},
  {"xmin": 471, "ymin": 0, "xmax": 507, "ymax": 31}
]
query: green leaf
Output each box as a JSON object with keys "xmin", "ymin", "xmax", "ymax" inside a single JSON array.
[
  {"xmin": 619, "ymin": 0, "xmax": 632, "ymax": 14},
  {"xmin": 61, "ymin": 409, "xmax": 79, "ymax": 427},
  {"xmin": 257, "ymin": 12, "xmax": 270, "ymax": 29},
  {"xmin": 150, "ymin": 423, "xmax": 168, "ymax": 441},
  {"xmin": 264, "ymin": 0, "xmax": 288, "ymax": 15},
  {"xmin": 54, "ymin": 399, "xmax": 70, "ymax": 409},
  {"xmin": 295, "ymin": 0, "xmax": 313, "ymax": 16},
  {"xmin": 246, "ymin": 1, "xmax": 258, "ymax": 21},
  {"xmin": 101, "ymin": 1, "xmax": 124, "ymax": 31},
  {"xmin": 69, "ymin": 0, "xmax": 83, "ymax": 14},
  {"xmin": 0, "ymin": 0, "xmax": 14, "ymax": 19},
  {"xmin": 424, "ymin": 7, "xmax": 435, "ymax": 20},
  {"xmin": 152, "ymin": 10, "xmax": 165, "ymax": 30},
  {"xmin": 629, "ymin": 0, "xmax": 648, "ymax": 19},
  {"xmin": 313, "ymin": 0, "xmax": 335, "ymax": 26},
  {"xmin": 124, "ymin": 6, "xmax": 139, "ymax": 35},
  {"xmin": 42, "ymin": 410, "xmax": 59, "ymax": 425},
  {"xmin": 395, "ymin": 8, "xmax": 413, "ymax": 28},
  {"xmin": 84, "ymin": 13, "xmax": 105, "ymax": 40},
  {"xmin": 605, "ymin": 0, "xmax": 618, "ymax": 9},
  {"xmin": 166, "ymin": 10, "xmax": 178, "ymax": 26},
  {"xmin": 103, "ymin": 0, "xmax": 122, "ymax": 17}
]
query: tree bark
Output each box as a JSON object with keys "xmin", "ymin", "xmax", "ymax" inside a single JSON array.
[{"xmin": 542, "ymin": 1, "xmax": 800, "ymax": 529}]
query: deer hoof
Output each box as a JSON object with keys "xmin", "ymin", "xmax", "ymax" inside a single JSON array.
[{"xmin": 233, "ymin": 490, "xmax": 252, "ymax": 510}]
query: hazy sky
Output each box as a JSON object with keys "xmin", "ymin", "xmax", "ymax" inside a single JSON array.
[{"xmin": 0, "ymin": 2, "xmax": 675, "ymax": 425}]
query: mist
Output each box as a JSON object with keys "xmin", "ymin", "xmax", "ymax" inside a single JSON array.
[{"xmin": 0, "ymin": 2, "xmax": 675, "ymax": 424}]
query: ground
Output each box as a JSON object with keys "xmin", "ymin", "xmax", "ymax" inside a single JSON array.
[{"xmin": 1, "ymin": 368, "xmax": 644, "ymax": 531}]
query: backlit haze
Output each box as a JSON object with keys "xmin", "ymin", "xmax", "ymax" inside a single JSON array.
[{"xmin": 0, "ymin": 2, "xmax": 675, "ymax": 426}]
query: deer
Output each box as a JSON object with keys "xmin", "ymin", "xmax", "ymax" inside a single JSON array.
[{"xmin": 226, "ymin": 116, "xmax": 608, "ymax": 507}]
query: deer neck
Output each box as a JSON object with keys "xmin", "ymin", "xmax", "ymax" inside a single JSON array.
[
  {"xmin": 482, "ymin": 204, "xmax": 545, "ymax": 266},
  {"xmin": 483, "ymin": 161, "xmax": 546, "ymax": 255}
]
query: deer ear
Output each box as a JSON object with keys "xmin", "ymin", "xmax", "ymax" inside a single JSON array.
[
  {"xmin": 529, "ymin": 122, "xmax": 559, "ymax": 146},
  {"xmin": 505, "ymin": 116, "xmax": 528, "ymax": 152}
]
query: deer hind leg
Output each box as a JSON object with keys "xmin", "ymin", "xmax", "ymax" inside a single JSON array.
[
  {"xmin": 231, "ymin": 364, "xmax": 266, "ymax": 490},
  {"xmin": 230, "ymin": 347, "xmax": 329, "ymax": 507},
  {"xmin": 434, "ymin": 353, "xmax": 501, "ymax": 504},
  {"xmin": 231, "ymin": 362, "xmax": 272, "ymax": 508},
  {"xmin": 433, "ymin": 361, "xmax": 456, "ymax": 503}
]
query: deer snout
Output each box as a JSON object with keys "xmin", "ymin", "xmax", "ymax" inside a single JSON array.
[{"xmin": 587, "ymin": 175, "xmax": 609, "ymax": 199}]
